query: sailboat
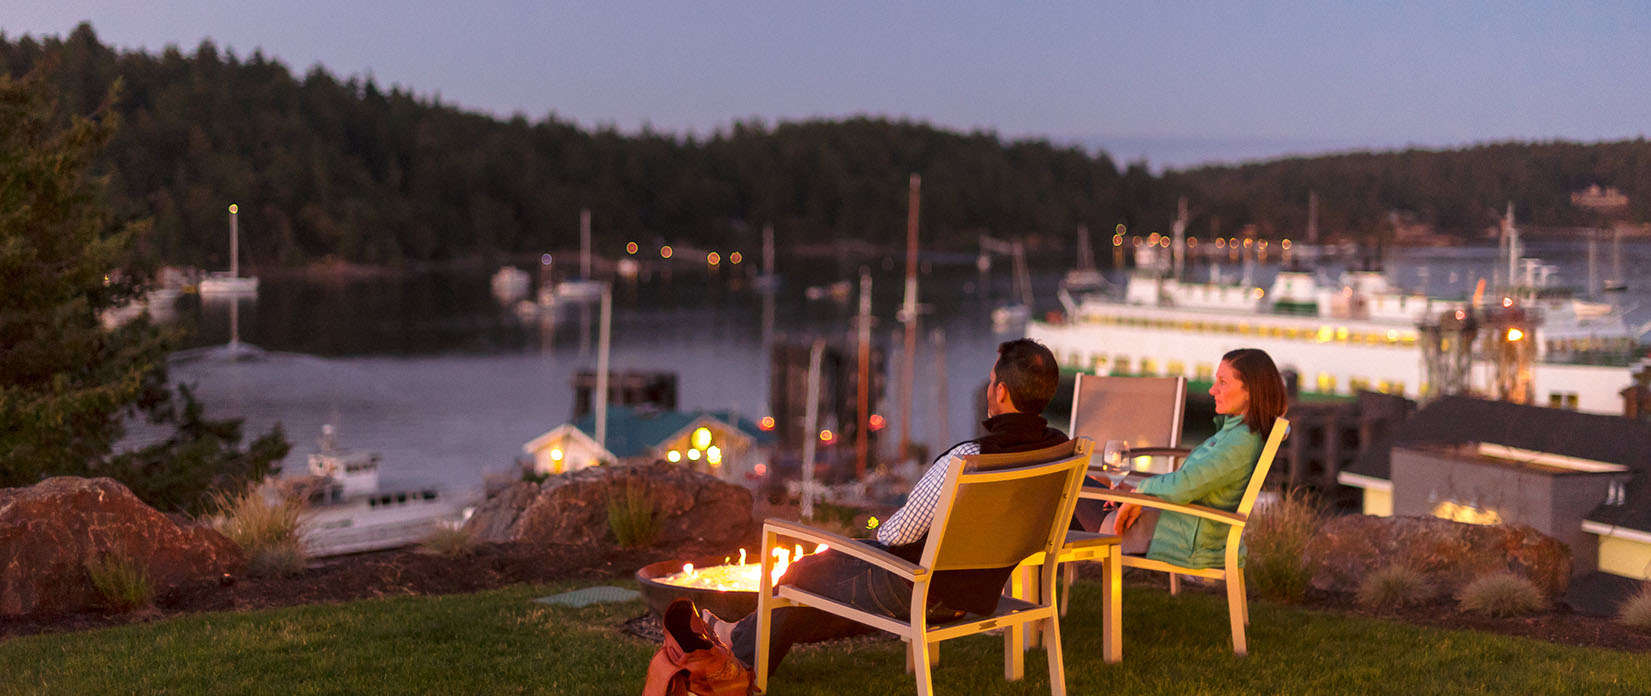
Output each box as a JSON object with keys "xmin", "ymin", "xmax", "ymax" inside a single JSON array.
[
  {"xmin": 555, "ymin": 208, "xmax": 604, "ymax": 301},
  {"xmin": 1603, "ymin": 227, "xmax": 1628, "ymax": 292},
  {"xmin": 1060, "ymin": 224, "xmax": 1105, "ymax": 293},
  {"xmin": 987, "ymin": 236, "xmax": 1033, "ymax": 331},
  {"xmin": 198, "ymin": 203, "xmax": 259, "ymax": 295}
]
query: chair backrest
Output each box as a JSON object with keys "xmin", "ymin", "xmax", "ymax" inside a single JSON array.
[
  {"xmin": 1068, "ymin": 374, "xmax": 1186, "ymax": 473},
  {"xmin": 920, "ymin": 438, "xmax": 1092, "ymax": 572},
  {"xmin": 1233, "ymin": 417, "xmax": 1291, "ymax": 517}
]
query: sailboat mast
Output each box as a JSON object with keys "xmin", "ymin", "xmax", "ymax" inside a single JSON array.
[
  {"xmin": 763, "ymin": 224, "xmax": 775, "ymax": 277},
  {"xmin": 1306, "ymin": 191, "xmax": 1319, "ymax": 245},
  {"xmin": 1612, "ymin": 227, "xmax": 1624, "ymax": 287},
  {"xmin": 229, "ymin": 203, "xmax": 240, "ymax": 278},
  {"xmin": 1075, "ymin": 224, "xmax": 1093, "ymax": 272},
  {"xmin": 855, "ymin": 268, "xmax": 872, "ymax": 478},
  {"xmin": 580, "ymin": 208, "xmax": 592, "ymax": 279},
  {"xmin": 899, "ymin": 174, "xmax": 920, "ymax": 463},
  {"xmin": 1504, "ymin": 202, "xmax": 1519, "ymax": 293},
  {"xmin": 1172, "ymin": 196, "xmax": 1188, "ymax": 280},
  {"xmin": 595, "ymin": 283, "xmax": 611, "ymax": 451}
]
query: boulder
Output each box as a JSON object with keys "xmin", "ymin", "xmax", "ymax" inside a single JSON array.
[
  {"xmin": 466, "ymin": 461, "xmax": 757, "ymax": 550},
  {"xmin": 0, "ymin": 477, "xmax": 243, "ymax": 616},
  {"xmin": 1304, "ymin": 514, "xmax": 1571, "ymax": 598}
]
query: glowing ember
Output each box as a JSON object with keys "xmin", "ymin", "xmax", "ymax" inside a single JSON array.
[{"xmin": 655, "ymin": 544, "xmax": 827, "ymax": 592}]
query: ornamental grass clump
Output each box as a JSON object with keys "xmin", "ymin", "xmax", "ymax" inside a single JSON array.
[
  {"xmin": 419, "ymin": 522, "xmax": 479, "ymax": 558},
  {"xmin": 1355, "ymin": 565, "xmax": 1435, "ymax": 610},
  {"xmin": 607, "ymin": 480, "xmax": 658, "ymax": 549},
  {"xmin": 1457, "ymin": 572, "xmax": 1547, "ymax": 617},
  {"xmin": 84, "ymin": 553, "xmax": 153, "ymax": 612},
  {"xmin": 1617, "ymin": 585, "xmax": 1651, "ymax": 632},
  {"xmin": 1244, "ymin": 488, "xmax": 1321, "ymax": 601},
  {"xmin": 209, "ymin": 485, "xmax": 308, "ymax": 577}
]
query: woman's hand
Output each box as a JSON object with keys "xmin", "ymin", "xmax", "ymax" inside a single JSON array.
[{"xmin": 1115, "ymin": 503, "xmax": 1143, "ymax": 533}]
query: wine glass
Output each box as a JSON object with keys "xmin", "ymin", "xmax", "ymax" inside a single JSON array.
[{"xmin": 1100, "ymin": 440, "xmax": 1130, "ymax": 488}]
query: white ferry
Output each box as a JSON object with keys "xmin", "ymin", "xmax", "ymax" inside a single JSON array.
[{"xmin": 1030, "ymin": 263, "xmax": 1646, "ymax": 415}]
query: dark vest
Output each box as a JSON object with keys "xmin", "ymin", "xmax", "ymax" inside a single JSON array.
[{"xmin": 888, "ymin": 412, "xmax": 1069, "ymax": 614}]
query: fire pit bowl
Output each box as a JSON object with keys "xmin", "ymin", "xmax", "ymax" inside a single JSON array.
[{"xmin": 636, "ymin": 556, "xmax": 760, "ymax": 621}]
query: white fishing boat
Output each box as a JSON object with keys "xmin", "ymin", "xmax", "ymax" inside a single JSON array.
[
  {"xmin": 198, "ymin": 204, "xmax": 259, "ymax": 296},
  {"xmin": 296, "ymin": 425, "xmax": 479, "ymax": 556},
  {"xmin": 1031, "ymin": 209, "xmax": 1646, "ymax": 415}
]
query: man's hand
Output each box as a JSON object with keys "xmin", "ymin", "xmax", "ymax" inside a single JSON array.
[{"xmin": 1115, "ymin": 503, "xmax": 1143, "ymax": 533}]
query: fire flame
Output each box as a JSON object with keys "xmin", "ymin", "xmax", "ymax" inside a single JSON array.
[{"xmin": 657, "ymin": 543, "xmax": 828, "ymax": 592}]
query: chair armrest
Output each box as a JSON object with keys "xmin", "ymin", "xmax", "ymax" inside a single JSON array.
[
  {"xmin": 762, "ymin": 518, "xmax": 926, "ymax": 580},
  {"xmin": 1062, "ymin": 530, "xmax": 1120, "ymax": 551},
  {"xmin": 1124, "ymin": 447, "xmax": 1191, "ymax": 458},
  {"xmin": 1078, "ymin": 488, "xmax": 1248, "ymax": 527}
]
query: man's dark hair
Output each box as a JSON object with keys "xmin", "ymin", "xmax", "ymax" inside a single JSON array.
[{"xmin": 993, "ymin": 339, "xmax": 1060, "ymax": 414}]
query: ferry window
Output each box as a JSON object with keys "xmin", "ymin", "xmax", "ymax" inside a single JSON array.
[
  {"xmin": 1316, "ymin": 373, "xmax": 1336, "ymax": 393},
  {"xmin": 1335, "ymin": 327, "xmax": 1350, "ymax": 342},
  {"xmin": 1349, "ymin": 377, "xmax": 1370, "ymax": 392},
  {"xmin": 1113, "ymin": 356, "xmax": 1131, "ymax": 375},
  {"xmin": 1549, "ymin": 393, "xmax": 1564, "ymax": 408},
  {"xmin": 1566, "ymin": 394, "xmax": 1580, "ymax": 410},
  {"xmin": 1392, "ymin": 382, "xmax": 1405, "ymax": 396},
  {"xmin": 1091, "ymin": 355, "xmax": 1108, "ymax": 373},
  {"xmin": 1285, "ymin": 327, "xmax": 1301, "ymax": 340},
  {"xmin": 1196, "ymin": 363, "xmax": 1214, "ymax": 380},
  {"xmin": 1141, "ymin": 358, "xmax": 1159, "ymax": 375},
  {"xmin": 1167, "ymin": 360, "xmax": 1186, "ymax": 375},
  {"xmin": 1376, "ymin": 380, "xmax": 1393, "ymax": 394}
]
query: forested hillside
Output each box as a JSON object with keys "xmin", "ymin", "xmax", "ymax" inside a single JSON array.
[{"xmin": 4, "ymin": 24, "xmax": 1647, "ymax": 268}]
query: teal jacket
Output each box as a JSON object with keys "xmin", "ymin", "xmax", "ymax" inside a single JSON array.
[{"xmin": 1134, "ymin": 415, "xmax": 1263, "ymax": 569}]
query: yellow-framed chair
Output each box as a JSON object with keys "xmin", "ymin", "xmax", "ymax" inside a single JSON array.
[
  {"xmin": 754, "ymin": 439, "xmax": 1092, "ymax": 695},
  {"xmin": 1080, "ymin": 417, "xmax": 1290, "ymax": 656}
]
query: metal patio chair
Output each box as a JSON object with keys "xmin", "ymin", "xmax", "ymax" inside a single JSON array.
[
  {"xmin": 1080, "ymin": 417, "xmax": 1291, "ymax": 656},
  {"xmin": 754, "ymin": 439, "xmax": 1092, "ymax": 696}
]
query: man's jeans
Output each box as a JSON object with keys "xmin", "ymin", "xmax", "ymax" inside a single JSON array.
[{"xmin": 729, "ymin": 546, "xmax": 960, "ymax": 672}]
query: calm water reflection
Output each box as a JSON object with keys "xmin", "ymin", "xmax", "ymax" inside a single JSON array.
[{"xmin": 144, "ymin": 240, "xmax": 1650, "ymax": 491}]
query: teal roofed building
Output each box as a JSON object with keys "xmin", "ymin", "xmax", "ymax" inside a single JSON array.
[{"xmin": 522, "ymin": 405, "xmax": 776, "ymax": 484}]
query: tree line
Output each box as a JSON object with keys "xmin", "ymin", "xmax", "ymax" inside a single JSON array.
[{"xmin": 3, "ymin": 23, "xmax": 1648, "ymax": 272}]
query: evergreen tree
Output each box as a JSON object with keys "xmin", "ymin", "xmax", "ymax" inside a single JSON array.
[{"xmin": 0, "ymin": 66, "xmax": 287, "ymax": 512}]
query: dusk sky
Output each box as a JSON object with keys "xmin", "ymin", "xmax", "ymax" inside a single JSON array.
[{"xmin": 10, "ymin": 1, "xmax": 1651, "ymax": 169}]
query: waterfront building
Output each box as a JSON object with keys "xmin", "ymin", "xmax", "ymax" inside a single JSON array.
[{"xmin": 1338, "ymin": 396, "xmax": 1651, "ymax": 583}]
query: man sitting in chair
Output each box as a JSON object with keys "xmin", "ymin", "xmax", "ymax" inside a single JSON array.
[{"xmin": 707, "ymin": 338, "xmax": 1068, "ymax": 672}]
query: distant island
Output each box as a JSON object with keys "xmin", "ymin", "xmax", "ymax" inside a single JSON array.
[{"xmin": 4, "ymin": 23, "xmax": 1648, "ymax": 270}]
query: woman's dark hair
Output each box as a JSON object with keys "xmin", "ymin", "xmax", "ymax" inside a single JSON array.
[
  {"xmin": 994, "ymin": 338, "xmax": 1060, "ymax": 414},
  {"xmin": 1221, "ymin": 348, "xmax": 1287, "ymax": 435}
]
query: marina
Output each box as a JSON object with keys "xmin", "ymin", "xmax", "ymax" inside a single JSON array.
[{"xmin": 132, "ymin": 235, "xmax": 1651, "ymax": 502}]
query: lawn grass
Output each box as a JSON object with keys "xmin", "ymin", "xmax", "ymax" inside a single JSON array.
[{"xmin": 2, "ymin": 579, "xmax": 1648, "ymax": 695}]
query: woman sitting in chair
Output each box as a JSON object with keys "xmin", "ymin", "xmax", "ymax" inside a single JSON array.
[{"xmin": 1101, "ymin": 347, "xmax": 1287, "ymax": 562}]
